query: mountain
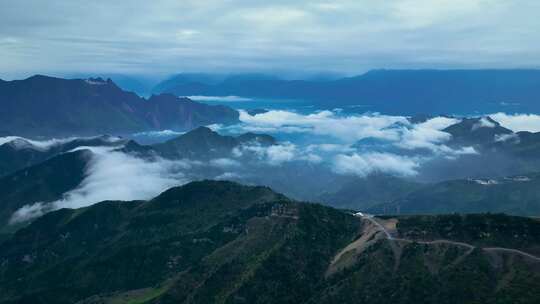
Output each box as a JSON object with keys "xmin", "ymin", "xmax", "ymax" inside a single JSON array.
[
  {"xmin": 317, "ymin": 213, "xmax": 540, "ymax": 304},
  {"xmin": 491, "ymin": 130, "xmax": 540, "ymax": 159},
  {"xmin": 152, "ymin": 126, "xmax": 239, "ymax": 159},
  {"xmin": 0, "ymin": 181, "xmax": 539, "ymax": 303},
  {"xmin": 66, "ymin": 73, "xmax": 160, "ymax": 97},
  {"xmin": 317, "ymin": 174, "xmax": 423, "ymax": 210},
  {"xmin": 417, "ymin": 117, "xmax": 540, "ymax": 181},
  {"xmin": 152, "ymin": 73, "xmax": 280, "ymax": 95},
  {"xmin": 0, "ymin": 75, "xmax": 239, "ymax": 137},
  {"xmin": 236, "ymin": 132, "xmax": 276, "ymax": 146},
  {"xmin": 0, "ymin": 181, "xmax": 295, "ymax": 303},
  {"xmin": 443, "ymin": 116, "xmax": 514, "ymax": 147},
  {"xmin": 154, "ymin": 69, "xmax": 540, "ymax": 115},
  {"xmin": 126, "ymin": 126, "xmax": 276, "ymax": 160},
  {"xmin": 152, "ymin": 73, "xmax": 230, "ymax": 94},
  {"xmin": 0, "ymin": 150, "xmax": 90, "ymax": 235},
  {"xmin": 0, "ymin": 135, "xmax": 124, "ymax": 177},
  {"xmin": 369, "ymin": 172, "xmax": 540, "ymax": 216}
]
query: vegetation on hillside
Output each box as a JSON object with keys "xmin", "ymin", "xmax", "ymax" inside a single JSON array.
[{"xmin": 0, "ymin": 181, "xmax": 539, "ymax": 304}]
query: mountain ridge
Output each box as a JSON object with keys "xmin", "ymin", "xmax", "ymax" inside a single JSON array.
[
  {"xmin": 0, "ymin": 181, "xmax": 539, "ymax": 303},
  {"xmin": 154, "ymin": 69, "xmax": 540, "ymax": 114},
  {"xmin": 0, "ymin": 75, "xmax": 239, "ymax": 137}
]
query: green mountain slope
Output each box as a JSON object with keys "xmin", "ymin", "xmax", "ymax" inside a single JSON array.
[
  {"xmin": 369, "ymin": 173, "xmax": 540, "ymax": 216},
  {"xmin": 0, "ymin": 150, "xmax": 90, "ymax": 235},
  {"xmin": 0, "ymin": 181, "xmax": 291, "ymax": 303},
  {"xmin": 0, "ymin": 181, "xmax": 539, "ymax": 304},
  {"xmin": 317, "ymin": 174, "xmax": 423, "ymax": 210}
]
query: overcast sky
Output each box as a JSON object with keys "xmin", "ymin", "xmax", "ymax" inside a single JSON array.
[{"xmin": 1, "ymin": 0, "xmax": 539, "ymax": 79}]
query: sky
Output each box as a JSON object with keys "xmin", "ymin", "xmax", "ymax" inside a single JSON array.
[{"xmin": 1, "ymin": 0, "xmax": 540, "ymax": 79}]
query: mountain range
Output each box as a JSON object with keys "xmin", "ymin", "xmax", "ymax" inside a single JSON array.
[
  {"xmin": 0, "ymin": 75, "xmax": 239, "ymax": 137},
  {"xmin": 0, "ymin": 181, "xmax": 539, "ymax": 303},
  {"xmin": 0, "ymin": 135, "xmax": 124, "ymax": 177},
  {"xmin": 154, "ymin": 69, "xmax": 540, "ymax": 114},
  {"xmin": 0, "ymin": 150, "xmax": 91, "ymax": 236},
  {"xmin": 368, "ymin": 172, "xmax": 540, "ymax": 215},
  {"xmin": 316, "ymin": 116, "xmax": 540, "ymax": 213},
  {"xmin": 122, "ymin": 126, "xmax": 276, "ymax": 161},
  {"xmin": 4, "ymin": 115, "xmax": 540, "ymax": 232},
  {"xmin": 0, "ymin": 99, "xmax": 539, "ymax": 303},
  {"xmin": 0, "ymin": 127, "xmax": 278, "ymax": 232}
]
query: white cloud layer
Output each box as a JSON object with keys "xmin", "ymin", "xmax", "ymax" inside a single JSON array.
[
  {"xmin": 188, "ymin": 96, "xmax": 253, "ymax": 102},
  {"xmin": 396, "ymin": 116, "xmax": 459, "ymax": 152},
  {"xmin": 238, "ymin": 142, "xmax": 299, "ymax": 166},
  {"xmin": 231, "ymin": 110, "xmax": 480, "ymax": 176},
  {"xmin": 10, "ymin": 147, "xmax": 190, "ymax": 223},
  {"xmin": 490, "ymin": 113, "xmax": 540, "ymax": 133},
  {"xmin": 0, "ymin": 136, "xmax": 76, "ymax": 150},
  {"xmin": 236, "ymin": 110, "xmax": 471, "ymax": 155},
  {"xmin": 333, "ymin": 152, "xmax": 420, "ymax": 177},
  {"xmin": 238, "ymin": 110, "xmax": 407, "ymax": 142},
  {"xmin": 472, "ymin": 117, "xmax": 496, "ymax": 130},
  {"xmin": 0, "ymin": 135, "xmax": 122, "ymax": 151},
  {"xmin": 133, "ymin": 130, "xmax": 185, "ymax": 137},
  {"xmin": 9, "ymin": 110, "xmax": 522, "ymax": 224}
]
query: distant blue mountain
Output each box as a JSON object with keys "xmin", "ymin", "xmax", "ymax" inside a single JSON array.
[
  {"xmin": 0, "ymin": 75, "xmax": 239, "ymax": 137},
  {"xmin": 154, "ymin": 69, "xmax": 540, "ymax": 115},
  {"xmin": 152, "ymin": 73, "xmax": 280, "ymax": 95}
]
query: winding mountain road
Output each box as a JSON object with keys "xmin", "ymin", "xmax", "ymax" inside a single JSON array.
[
  {"xmin": 484, "ymin": 247, "xmax": 540, "ymax": 262},
  {"xmin": 359, "ymin": 215, "xmax": 540, "ymax": 263}
]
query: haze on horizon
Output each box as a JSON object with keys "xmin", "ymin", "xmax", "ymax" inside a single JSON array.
[{"xmin": 1, "ymin": 0, "xmax": 539, "ymax": 80}]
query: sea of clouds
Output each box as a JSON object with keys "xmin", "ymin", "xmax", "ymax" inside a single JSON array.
[{"xmin": 6, "ymin": 110, "xmax": 540, "ymax": 224}]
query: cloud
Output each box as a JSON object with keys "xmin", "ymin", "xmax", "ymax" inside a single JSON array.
[
  {"xmin": 0, "ymin": 136, "xmax": 74, "ymax": 150},
  {"xmin": 234, "ymin": 110, "xmax": 480, "ymax": 175},
  {"xmin": 332, "ymin": 152, "xmax": 420, "ymax": 177},
  {"xmin": 240, "ymin": 142, "xmax": 298, "ymax": 166},
  {"xmin": 187, "ymin": 96, "xmax": 253, "ymax": 102},
  {"xmin": 238, "ymin": 110, "xmax": 407, "ymax": 142},
  {"xmin": 390, "ymin": 0, "xmax": 488, "ymax": 29},
  {"xmin": 310, "ymin": 3, "xmax": 344, "ymax": 11},
  {"xmin": 236, "ymin": 6, "xmax": 309, "ymax": 28},
  {"xmin": 5, "ymin": 109, "xmax": 498, "ymax": 225},
  {"xmin": 133, "ymin": 130, "xmax": 185, "ymax": 137},
  {"xmin": 235, "ymin": 110, "xmax": 473, "ymax": 158},
  {"xmin": 264, "ymin": 144, "xmax": 297, "ymax": 164},
  {"xmin": 490, "ymin": 113, "xmax": 540, "ymax": 132},
  {"xmin": 232, "ymin": 139, "xmax": 324, "ymax": 165},
  {"xmin": 495, "ymin": 133, "xmax": 519, "ymax": 143},
  {"xmin": 0, "ymin": 135, "xmax": 122, "ymax": 151},
  {"xmin": 2, "ymin": 1, "xmax": 538, "ymax": 78},
  {"xmin": 10, "ymin": 203, "xmax": 51, "ymax": 224},
  {"xmin": 210, "ymin": 158, "xmax": 242, "ymax": 168},
  {"xmin": 396, "ymin": 116, "xmax": 459, "ymax": 152},
  {"xmin": 10, "ymin": 146, "xmax": 190, "ymax": 224},
  {"xmin": 472, "ymin": 117, "xmax": 496, "ymax": 130},
  {"xmin": 215, "ymin": 172, "xmax": 244, "ymax": 180},
  {"xmin": 306, "ymin": 143, "xmax": 355, "ymax": 153}
]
